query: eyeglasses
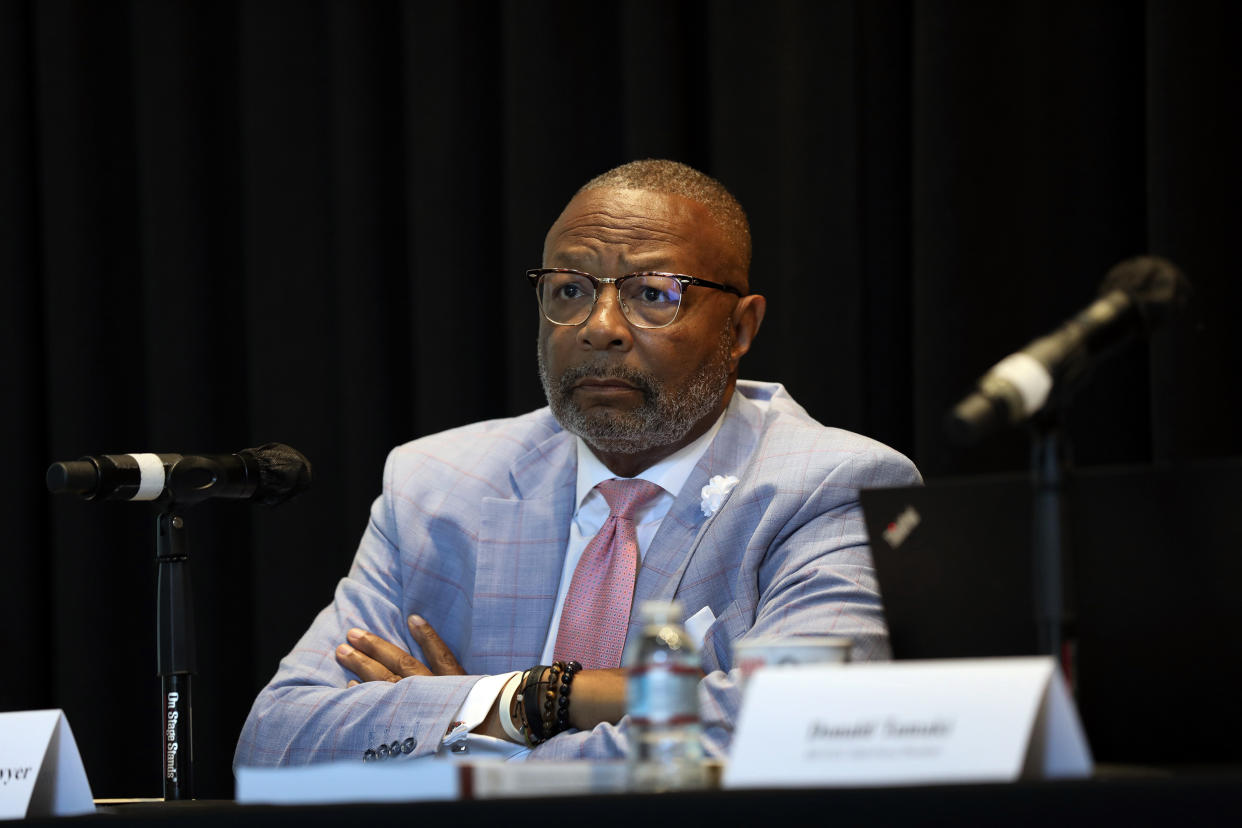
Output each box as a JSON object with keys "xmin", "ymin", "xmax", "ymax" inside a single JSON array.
[{"xmin": 526, "ymin": 268, "xmax": 742, "ymax": 329}]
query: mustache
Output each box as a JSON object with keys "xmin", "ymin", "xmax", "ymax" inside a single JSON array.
[{"xmin": 555, "ymin": 362, "xmax": 656, "ymax": 397}]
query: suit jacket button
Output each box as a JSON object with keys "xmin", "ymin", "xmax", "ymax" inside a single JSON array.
[
  {"xmin": 363, "ymin": 749, "xmax": 377, "ymax": 762},
  {"xmin": 376, "ymin": 743, "xmax": 390, "ymax": 759},
  {"xmin": 389, "ymin": 740, "xmax": 401, "ymax": 756},
  {"xmin": 402, "ymin": 737, "xmax": 416, "ymax": 754}
]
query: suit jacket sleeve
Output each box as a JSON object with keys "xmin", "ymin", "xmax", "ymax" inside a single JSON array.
[{"xmin": 233, "ymin": 450, "xmax": 480, "ymax": 767}]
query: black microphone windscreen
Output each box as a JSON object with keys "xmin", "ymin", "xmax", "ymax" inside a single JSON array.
[
  {"xmin": 1100, "ymin": 256, "xmax": 1190, "ymax": 329},
  {"xmin": 240, "ymin": 443, "xmax": 313, "ymax": 506},
  {"xmin": 47, "ymin": 460, "xmax": 97, "ymax": 495}
]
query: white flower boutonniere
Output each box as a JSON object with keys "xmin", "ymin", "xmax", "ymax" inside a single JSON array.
[{"xmin": 700, "ymin": 474, "xmax": 739, "ymax": 517}]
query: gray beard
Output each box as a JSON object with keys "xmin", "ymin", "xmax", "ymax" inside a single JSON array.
[{"xmin": 537, "ymin": 324, "xmax": 734, "ymax": 455}]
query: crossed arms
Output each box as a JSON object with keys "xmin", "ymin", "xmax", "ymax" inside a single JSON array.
[{"xmin": 335, "ymin": 615, "xmax": 627, "ymax": 742}]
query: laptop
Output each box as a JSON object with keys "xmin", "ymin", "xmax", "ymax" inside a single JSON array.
[{"xmin": 861, "ymin": 459, "xmax": 1242, "ymax": 764}]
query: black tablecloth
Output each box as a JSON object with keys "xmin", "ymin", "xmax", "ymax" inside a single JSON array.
[{"xmin": 36, "ymin": 768, "xmax": 1242, "ymax": 828}]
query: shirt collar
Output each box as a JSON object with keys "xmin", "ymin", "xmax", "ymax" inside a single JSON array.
[{"xmin": 573, "ymin": 405, "xmax": 729, "ymax": 509}]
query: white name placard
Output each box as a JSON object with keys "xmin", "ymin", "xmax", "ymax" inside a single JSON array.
[
  {"xmin": 236, "ymin": 758, "xmax": 459, "ymax": 805},
  {"xmin": 0, "ymin": 709, "xmax": 94, "ymax": 819},
  {"xmin": 723, "ymin": 656, "xmax": 1091, "ymax": 788}
]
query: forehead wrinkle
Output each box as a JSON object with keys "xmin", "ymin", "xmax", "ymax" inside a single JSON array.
[{"xmin": 550, "ymin": 209, "xmax": 694, "ymax": 248}]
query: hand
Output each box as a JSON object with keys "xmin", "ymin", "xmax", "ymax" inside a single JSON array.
[{"xmin": 335, "ymin": 614, "xmax": 465, "ymax": 686}]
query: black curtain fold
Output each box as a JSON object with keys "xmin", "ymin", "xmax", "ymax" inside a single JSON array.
[
  {"xmin": 911, "ymin": 1, "xmax": 1153, "ymax": 476},
  {"xmin": 2, "ymin": 0, "xmax": 1238, "ymax": 798}
]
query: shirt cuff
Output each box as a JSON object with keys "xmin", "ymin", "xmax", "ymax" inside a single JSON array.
[{"xmin": 440, "ymin": 671, "xmax": 520, "ymax": 745}]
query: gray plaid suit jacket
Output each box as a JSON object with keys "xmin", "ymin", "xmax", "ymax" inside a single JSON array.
[{"xmin": 234, "ymin": 380, "xmax": 920, "ymax": 766}]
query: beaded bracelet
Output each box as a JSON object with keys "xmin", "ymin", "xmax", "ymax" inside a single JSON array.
[
  {"xmin": 560, "ymin": 660, "xmax": 582, "ymax": 733},
  {"xmin": 539, "ymin": 660, "xmax": 582, "ymax": 742},
  {"xmin": 539, "ymin": 662, "xmax": 562, "ymax": 741}
]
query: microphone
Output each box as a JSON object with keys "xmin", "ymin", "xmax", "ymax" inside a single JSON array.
[
  {"xmin": 46, "ymin": 442, "xmax": 312, "ymax": 506},
  {"xmin": 946, "ymin": 256, "xmax": 1189, "ymax": 444}
]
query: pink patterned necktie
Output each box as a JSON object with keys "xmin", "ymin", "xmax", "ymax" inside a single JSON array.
[{"xmin": 554, "ymin": 478, "xmax": 664, "ymax": 669}]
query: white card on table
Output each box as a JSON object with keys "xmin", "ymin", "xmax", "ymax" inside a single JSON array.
[
  {"xmin": 0, "ymin": 709, "xmax": 95, "ymax": 819},
  {"xmin": 723, "ymin": 656, "xmax": 1091, "ymax": 789},
  {"xmin": 236, "ymin": 757, "xmax": 459, "ymax": 805}
]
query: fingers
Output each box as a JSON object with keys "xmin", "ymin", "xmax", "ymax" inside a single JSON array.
[
  {"xmin": 335, "ymin": 616, "xmax": 465, "ymax": 687},
  {"xmin": 336, "ymin": 627, "xmax": 432, "ymax": 683},
  {"xmin": 407, "ymin": 614, "xmax": 466, "ymax": 676},
  {"xmin": 336, "ymin": 640, "xmax": 398, "ymax": 683}
]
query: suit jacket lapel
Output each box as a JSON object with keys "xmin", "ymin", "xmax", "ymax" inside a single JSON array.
[
  {"xmin": 630, "ymin": 393, "xmax": 765, "ymax": 631},
  {"xmin": 470, "ymin": 430, "xmax": 576, "ymax": 674}
]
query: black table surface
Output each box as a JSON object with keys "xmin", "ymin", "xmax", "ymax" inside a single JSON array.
[{"xmin": 31, "ymin": 766, "xmax": 1242, "ymax": 828}]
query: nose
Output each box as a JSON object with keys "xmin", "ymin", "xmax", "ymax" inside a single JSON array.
[{"xmin": 576, "ymin": 284, "xmax": 633, "ymax": 351}]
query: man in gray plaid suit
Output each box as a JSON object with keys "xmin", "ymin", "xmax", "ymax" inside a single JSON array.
[{"xmin": 235, "ymin": 160, "xmax": 920, "ymax": 766}]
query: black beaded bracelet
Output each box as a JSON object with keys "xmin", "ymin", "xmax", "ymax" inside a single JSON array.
[
  {"xmin": 540, "ymin": 662, "xmax": 560, "ymax": 740},
  {"xmin": 543, "ymin": 660, "xmax": 582, "ymax": 740}
]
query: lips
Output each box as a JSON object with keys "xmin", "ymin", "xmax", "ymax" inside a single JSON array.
[
  {"xmin": 556, "ymin": 363, "xmax": 653, "ymax": 401},
  {"xmin": 572, "ymin": 377, "xmax": 639, "ymax": 391}
]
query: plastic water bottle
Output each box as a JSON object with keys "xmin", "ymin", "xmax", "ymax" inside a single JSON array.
[{"xmin": 625, "ymin": 600, "xmax": 707, "ymax": 791}]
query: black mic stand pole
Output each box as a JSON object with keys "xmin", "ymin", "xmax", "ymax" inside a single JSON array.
[
  {"xmin": 1030, "ymin": 411, "xmax": 1076, "ymax": 692},
  {"xmin": 156, "ymin": 509, "xmax": 195, "ymax": 800}
]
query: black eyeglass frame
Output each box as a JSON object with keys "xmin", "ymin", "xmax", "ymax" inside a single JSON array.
[{"xmin": 525, "ymin": 267, "xmax": 743, "ymax": 329}]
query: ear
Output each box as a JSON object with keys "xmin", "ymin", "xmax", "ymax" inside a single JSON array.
[{"xmin": 729, "ymin": 293, "xmax": 766, "ymax": 370}]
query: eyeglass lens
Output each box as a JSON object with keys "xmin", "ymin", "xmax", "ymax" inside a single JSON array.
[{"xmin": 538, "ymin": 272, "xmax": 685, "ymax": 327}]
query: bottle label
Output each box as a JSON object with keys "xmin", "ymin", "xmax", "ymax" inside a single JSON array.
[{"xmin": 627, "ymin": 666, "xmax": 699, "ymax": 725}]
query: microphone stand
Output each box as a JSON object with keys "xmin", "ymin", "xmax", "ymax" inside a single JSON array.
[
  {"xmin": 156, "ymin": 510, "xmax": 195, "ymax": 800},
  {"xmin": 45, "ymin": 443, "xmax": 311, "ymax": 802},
  {"xmin": 1029, "ymin": 411, "xmax": 1077, "ymax": 692}
]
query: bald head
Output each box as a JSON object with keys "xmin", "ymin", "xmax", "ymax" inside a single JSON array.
[{"xmin": 578, "ymin": 159, "xmax": 751, "ymax": 290}]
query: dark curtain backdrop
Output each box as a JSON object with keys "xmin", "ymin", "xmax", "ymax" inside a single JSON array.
[{"xmin": 2, "ymin": 0, "xmax": 1238, "ymax": 799}]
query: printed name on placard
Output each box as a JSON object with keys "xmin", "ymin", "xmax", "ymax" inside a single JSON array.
[
  {"xmin": 804, "ymin": 717, "xmax": 957, "ymax": 760},
  {"xmin": 0, "ymin": 767, "xmax": 34, "ymax": 786},
  {"xmin": 807, "ymin": 717, "xmax": 955, "ymax": 740}
]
